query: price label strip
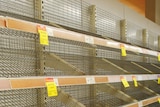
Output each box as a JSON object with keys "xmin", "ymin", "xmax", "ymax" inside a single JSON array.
[
  {"xmin": 37, "ymin": 25, "xmax": 49, "ymax": 45},
  {"xmin": 85, "ymin": 36, "xmax": 94, "ymax": 44},
  {"xmin": 45, "ymin": 78, "xmax": 58, "ymax": 97},
  {"xmin": 121, "ymin": 77, "xmax": 130, "ymax": 88},
  {"xmin": 120, "ymin": 44, "xmax": 127, "ymax": 56},
  {"xmin": 132, "ymin": 77, "xmax": 138, "ymax": 87}
]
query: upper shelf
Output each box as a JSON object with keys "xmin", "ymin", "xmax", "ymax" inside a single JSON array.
[{"xmin": 0, "ymin": 16, "xmax": 159, "ymax": 57}]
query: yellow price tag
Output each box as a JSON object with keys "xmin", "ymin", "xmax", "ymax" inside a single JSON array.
[
  {"xmin": 133, "ymin": 78, "xmax": 138, "ymax": 87},
  {"xmin": 46, "ymin": 82, "xmax": 58, "ymax": 97},
  {"xmin": 158, "ymin": 98, "xmax": 160, "ymax": 103},
  {"xmin": 158, "ymin": 54, "xmax": 160, "ymax": 61},
  {"xmin": 121, "ymin": 78, "xmax": 130, "ymax": 88},
  {"xmin": 39, "ymin": 30, "xmax": 49, "ymax": 45},
  {"xmin": 120, "ymin": 44, "xmax": 127, "ymax": 56},
  {"xmin": 158, "ymin": 78, "xmax": 160, "ymax": 84}
]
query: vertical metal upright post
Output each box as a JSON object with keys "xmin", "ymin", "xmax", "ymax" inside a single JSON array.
[
  {"xmin": 158, "ymin": 36, "xmax": 160, "ymax": 51},
  {"xmin": 120, "ymin": 19, "xmax": 127, "ymax": 42},
  {"xmin": 120, "ymin": 20, "xmax": 127, "ymax": 61},
  {"xmin": 142, "ymin": 29, "xmax": 148, "ymax": 62},
  {"xmin": 34, "ymin": 0, "xmax": 43, "ymax": 20},
  {"xmin": 37, "ymin": 45, "xmax": 46, "ymax": 107},
  {"xmin": 120, "ymin": 20, "xmax": 127, "ymax": 94},
  {"xmin": 89, "ymin": 5, "xmax": 96, "ymax": 34},
  {"xmin": 142, "ymin": 29, "xmax": 148, "ymax": 48},
  {"xmin": 89, "ymin": 6, "xmax": 97, "ymax": 106},
  {"xmin": 34, "ymin": 0, "xmax": 45, "ymax": 106},
  {"xmin": 89, "ymin": 47, "xmax": 97, "ymax": 107}
]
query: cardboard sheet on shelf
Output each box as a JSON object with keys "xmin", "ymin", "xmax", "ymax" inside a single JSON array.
[{"xmin": 10, "ymin": 78, "xmax": 45, "ymax": 89}]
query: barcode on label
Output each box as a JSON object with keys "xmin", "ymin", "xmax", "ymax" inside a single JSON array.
[
  {"xmin": 138, "ymin": 102, "xmax": 142, "ymax": 106},
  {"xmin": 46, "ymin": 27, "xmax": 54, "ymax": 37},
  {"xmin": 54, "ymin": 78, "xmax": 59, "ymax": 86},
  {"xmin": 85, "ymin": 36, "xmax": 94, "ymax": 44},
  {"xmin": 86, "ymin": 77, "xmax": 95, "ymax": 84}
]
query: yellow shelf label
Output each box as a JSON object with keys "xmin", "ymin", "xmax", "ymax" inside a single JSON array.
[
  {"xmin": 121, "ymin": 47, "xmax": 127, "ymax": 56},
  {"xmin": 46, "ymin": 82, "xmax": 58, "ymax": 97},
  {"xmin": 158, "ymin": 98, "xmax": 160, "ymax": 103},
  {"xmin": 133, "ymin": 78, "xmax": 138, "ymax": 87},
  {"xmin": 39, "ymin": 30, "xmax": 49, "ymax": 45},
  {"xmin": 120, "ymin": 44, "xmax": 127, "ymax": 56},
  {"xmin": 121, "ymin": 78, "xmax": 130, "ymax": 88},
  {"xmin": 158, "ymin": 78, "xmax": 160, "ymax": 84},
  {"xmin": 158, "ymin": 54, "xmax": 160, "ymax": 61}
]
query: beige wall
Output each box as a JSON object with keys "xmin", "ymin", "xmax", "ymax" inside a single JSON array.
[
  {"xmin": 85, "ymin": 0, "xmax": 124, "ymax": 17},
  {"xmin": 85, "ymin": 0, "xmax": 160, "ymax": 34}
]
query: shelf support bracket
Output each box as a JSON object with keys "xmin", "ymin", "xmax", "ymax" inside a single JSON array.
[
  {"xmin": 45, "ymin": 53, "xmax": 85, "ymax": 75},
  {"xmin": 97, "ymin": 84, "xmax": 137, "ymax": 103},
  {"xmin": 55, "ymin": 89, "xmax": 85, "ymax": 107}
]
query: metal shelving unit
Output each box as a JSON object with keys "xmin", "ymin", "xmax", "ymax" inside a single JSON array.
[
  {"xmin": 0, "ymin": 16, "xmax": 160, "ymax": 107},
  {"xmin": 0, "ymin": 1, "xmax": 160, "ymax": 107}
]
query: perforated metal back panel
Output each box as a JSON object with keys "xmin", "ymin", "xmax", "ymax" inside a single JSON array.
[
  {"xmin": 123, "ymin": 81, "xmax": 155, "ymax": 100},
  {"xmin": 96, "ymin": 48, "xmax": 121, "ymax": 60},
  {"xmin": 96, "ymin": 8, "xmax": 121, "ymax": 40},
  {"xmin": 108, "ymin": 59, "xmax": 149, "ymax": 74},
  {"xmin": 45, "ymin": 96, "xmax": 65, "ymax": 107},
  {"xmin": 0, "ymin": 0, "xmax": 34, "ymax": 18},
  {"xmin": 0, "ymin": 89, "xmax": 37, "ymax": 107},
  {"xmin": 127, "ymin": 21, "xmax": 143, "ymax": 46},
  {"xmin": 148, "ymin": 102, "xmax": 160, "ymax": 107},
  {"xmin": 148, "ymin": 31, "xmax": 158, "ymax": 50},
  {"xmin": 0, "ymin": 28, "xmax": 38, "ymax": 77},
  {"xmin": 0, "ymin": 28, "xmax": 38, "ymax": 107},
  {"xmin": 96, "ymin": 46, "xmax": 144, "ymax": 63},
  {"xmin": 126, "ymin": 54, "xmax": 143, "ymax": 62},
  {"xmin": 61, "ymin": 85, "xmax": 91, "ymax": 106},
  {"xmin": 96, "ymin": 58, "xmax": 126, "ymax": 75},
  {"xmin": 145, "ymin": 80, "xmax": 160, "ymax": 94},
  {"xmin": 149, "ymin": 57, "xmax": 158, "ymax": 64},
  {"xmin": 136, "ymin": 62, "xmax": 160, "ymax": 74},
  {"xmin": 103, "ymin": 82, "xmax": 129, "ymax": 106},
  {"xmin": 43, "ymin": 0, "xmax": 91, "ymax": 32},
  {"xmin": 97, "ymin": 87, "xmax": 128, "ymax": 107}
]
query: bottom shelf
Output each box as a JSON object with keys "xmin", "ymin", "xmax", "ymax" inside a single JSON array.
[{"xmin": 0, "ymin": 75, "xmax": 160, "ymax": 107}]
